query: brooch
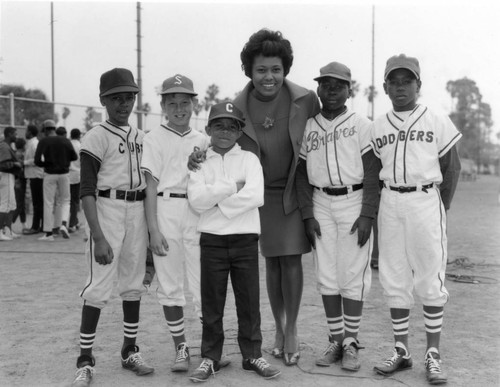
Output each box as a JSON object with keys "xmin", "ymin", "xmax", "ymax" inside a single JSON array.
[{"xmin": 263, "ymin": 116, "xmax": 275, "ymax": 129}]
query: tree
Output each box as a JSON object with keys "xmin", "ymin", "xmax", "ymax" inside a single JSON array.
[
  {"xmin": 447, "ymin": 77, "xmax": 494, "ymax": 169},
  {"xmin": 203, "ymin": 84, "xmax": 221, "ymax": 112},
  {"xmin": 83, "ymin": 107, "xmax": 102, "ymax": 131},
  {"xmin": 351, "ymin": 79, "xmax": 360, "ymax": 98},
  {"xmin": 0, "ymin": 84, "xmax": 54, "ymax": 127}
]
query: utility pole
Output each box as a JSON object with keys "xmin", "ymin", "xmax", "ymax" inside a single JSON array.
[
  {"xmin": 136, "ymin": 2, "xmax": 143, "ymax": 129},
  {"xmin": 370, "ymin": 5, "xmax": 375, "ymax": 120},
  {"xmin": 51, "ymin": 2, "xmax": 55, "ymax": 102}
]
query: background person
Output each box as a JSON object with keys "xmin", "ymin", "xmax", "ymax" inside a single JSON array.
[{"xmin": 23, "ymin": 125, "xmax": 44, "ymax": 234}]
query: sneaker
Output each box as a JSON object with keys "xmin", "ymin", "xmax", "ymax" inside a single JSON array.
[
  {"xmin": 189, "ymin": 358, "xmax": 220, "ymax": 383},
  {"xmin": 341, "ymin": 341, "xmax": 361, "ymax": 371},
  {"xmin": 60, "ymin": 225, "xmax": 70, "ymax": 239},
  {"xmin": 171, "ymin": 342, "xmax": 190, "ymax": 372},
  {"xmin": 242, "ymin": 357, "xmax": 281, "ymax": 379},
  {"xmin": 316, "ymin": 340, "xmax": 342, "ymax": 367},
  {"xmin": 72, "ymin": 355, "xmax": 95, "ymax": 387},
  {"xmin": 23, "ymin": 228, "xmax": 40, "ymax": 235},
  {"xmin": 121, "ymin": 346, "xmax": 154, "ymax": 376},
  {"xmin": 7, "ymin": 229, "xmax": 21, "ymax": 239},
  {"xmin": 38, "ymin": 234, "xmax": 55, "ymax": 241},
  {"xmin": 425, "ymin": 351, "xmax": 447, "ymax": 385},
  {"xmin": 0, "ymin": 230, "xmax": 13, "ymax": 241},
  {"xmin": 374, "ymin": 346, "xmax": 413, "ymax": 375}
]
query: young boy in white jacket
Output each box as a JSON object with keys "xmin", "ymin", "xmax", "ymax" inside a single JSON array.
[{"xmin": 188, "ymin": 102, "xmax": 280, "ymax": 382}]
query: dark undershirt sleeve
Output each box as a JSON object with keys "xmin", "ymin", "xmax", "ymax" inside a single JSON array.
[
  {"xmin": 80, "ymin": 152, "xmax": 101, "ymax": 199},
  {"xmin": 360, "ymin": 149, "xmax": 382, "ymax": 219},
  {"xmin": 439, "ymin": 145, "xmax": 461, "ymax": 210}
]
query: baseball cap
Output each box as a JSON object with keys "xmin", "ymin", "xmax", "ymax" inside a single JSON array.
[
  {"xmin": 160, "ymin": 74, "xmax": 197, "ymax": 96},
  {"xmin": 99, "ymin": 68, "xmax": 139, "ymax": 97},
  {"xmin": 42, "ymin": 119, "xmax": 56, "ymax": 129},
  {"xmin": 208, "ymin": 102, "xmax": 246, "ymax": 128},
  {"xmin": 384, "ymin": 54, "xmax": 420, "ymax": 80},
  {"xmin": 314, "ymin": 62, "xmax": 352, "ymax": 85}
]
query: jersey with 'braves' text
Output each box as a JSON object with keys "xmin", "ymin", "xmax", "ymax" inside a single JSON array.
[
  {"xmin": 80, "ymin": 120, "xmax": 146, "ymax": 192},
  {"xmin": 371, "ymin": 105, "xmax": 462, "ymax": 186},
  {"xmin": 299, "ymin": 109, "xmax": 372, "ymax": 187}
]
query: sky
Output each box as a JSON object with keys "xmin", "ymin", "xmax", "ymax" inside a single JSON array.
[{"xmin": 1, "ymin": 0, "xmax": 499, "ymax": 136}]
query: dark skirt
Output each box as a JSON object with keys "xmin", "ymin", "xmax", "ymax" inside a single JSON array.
[{"xmin": 259, "ymin": 188, "xmax": 311, "ymax": 258}]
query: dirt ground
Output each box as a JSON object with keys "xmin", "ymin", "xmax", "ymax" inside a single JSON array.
[{"xmin": 1, "ymin": 175, "xmax": 499, "ymax": 387}]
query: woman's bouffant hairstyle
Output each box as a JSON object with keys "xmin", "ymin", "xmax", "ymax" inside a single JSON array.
[{"xmin": 240, "ymin": 29, "xmax": 294, "ymax": 78}]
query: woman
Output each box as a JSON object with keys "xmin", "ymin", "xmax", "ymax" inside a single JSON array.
[
  {"xmin": 190, "ymin": 28, "xmax": 319, "ymax": 366},
  {"xmin": 235, "ymin": 29, "xmax": 319, "ymax": 366}
]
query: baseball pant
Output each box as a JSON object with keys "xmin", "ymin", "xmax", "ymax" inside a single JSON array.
[
  {"xmin": 42, "ymin": 173, "xmax": 70, "ymax": 232},
  {"xmin": 80, "ymin": 197, "xmax": 147, "ymax": 309},
  {"xmin": 153, "ymin": 197, "xmax": 201, "ymax": 315},
  {"xmin": 200, "ymin": 233, "xmax": 262, "ymax": 361},
  {"xmin": 312, "ymin": 189, "xmax": 372, "ymax": 300},
  {"xmin": 0, "ymin": 172, "xmax": 16, "ymax": 212},
  {"xmin": 378, "ymin": 187, "xmax": 449, "ymax": 308}
]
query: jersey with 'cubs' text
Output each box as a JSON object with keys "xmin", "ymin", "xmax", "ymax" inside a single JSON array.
[
  {"xmin": 80, "ymin": 120, "xmax": 146, "ymax": 195},
  {"xmin": 371, "ymin": 105, "xmax": 462, "ymax": 186},
  {"xmin": 141, "ymin": 125, "xmax": 209, "ymax": 193},
  {"xmin": 299, "ymin": 108, "xmax": 372, "ymax": 187}
]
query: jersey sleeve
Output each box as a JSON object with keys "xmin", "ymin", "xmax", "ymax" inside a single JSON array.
[
  {"xmin": 80, "ymin": 127, "xmax": 107, "ymax": 164},
  {"xmin": 141, "ymin": 132, "xmax": 161, "ymax": 182},
  {"xmin": 357, "ymin": 115, "xmax": 373, "ymax": 156},
  {"xmin": 299, "ymin": 119, "xmax": 312, "ymax": 160},
  {"xmin": 436, "ymin": 114, "xmax": 462, "ymax": 157}
]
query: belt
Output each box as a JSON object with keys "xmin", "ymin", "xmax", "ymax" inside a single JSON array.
[
  {"xmin": 313, "ymin": 183, "xmax": 363, "ymax": 196},
  {"xmin": 386, "ymin": 183, "xmax": 434, "ymax": 193},
  {"xmin": 157, "ymin": 192, "xmax": 188, "ymax": 199},
  {"xmin": 98, "ymin": 189, "xmax": 145, "ymax": 201}
]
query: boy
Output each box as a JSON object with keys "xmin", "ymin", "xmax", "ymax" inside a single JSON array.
[
  {"xmin": 371, "ymin": 54, "xmax": 461, "ymax": 385},
  {"xmin": 295, "ymin": 62, "xmax": 380, "ymax": 371},
  {"xmin": 141, "ymin": 74, "xmax": 209, "ymax": 373},
  {"xmin": 188, "ymin": 102, "xmax": 280, "ymax": 382},
  {"xmin": 71, "ymin": 68, "xmax": 154, "ymax": 387}
]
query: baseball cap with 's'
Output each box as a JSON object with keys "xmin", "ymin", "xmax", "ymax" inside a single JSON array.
[
  {"xmin": 208, "ymin": 102, "xmax": 246, "ymax": 128},
  {"xmin": 99, "ymin": 68, "xmax": 139, "ymax": 97},
  {"xmin": 160, "ymin": 74, "xmax": 198, "ymax": 96},
  {"xmin": 314, "ymin": 62, "xmax": 352, "ymax": 86},
  {"xmin": 384, "ymin": 54, "xmax": 420, "ymax": 80}
]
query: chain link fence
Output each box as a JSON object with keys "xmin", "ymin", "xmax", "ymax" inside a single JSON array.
[{"xmin": 0, "ymin": 94, "xmax": 208, "ymax": 136}]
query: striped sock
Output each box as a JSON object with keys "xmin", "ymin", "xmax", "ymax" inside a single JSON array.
[
  {"xmin": 424, "ymin": 309, "xmax": 443, "ymax": 335},
  {"xmin": 392, "ymin": 315, "xmax": 410, "ymax": 339},
  {"xmin": 327, "ymin": 316, "xmax": 344, "ymax": 338},
  {"xmin": 167, "ymin": 317, "xmax": 185, "ymax": 339},
  {"xmin": 344, "ymin": 313, "xmax": 361, "ymax": 337},
  {"xmin": 79, "ymin": 304, "xmax": 100, "ymax": 357}
]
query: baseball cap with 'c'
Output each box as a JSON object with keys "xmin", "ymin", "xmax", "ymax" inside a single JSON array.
[
  {"xmin": 99, "ymin": 68, "xmax": 139, "ymax": 97},
  {"xmin": 384, "ymin": 54, "xmax": 420, "ymax": 80}
]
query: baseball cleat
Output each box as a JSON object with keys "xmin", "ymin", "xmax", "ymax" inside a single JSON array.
[
  {"xmin": 171, "ymin": 342, "xmax": 190, "ymax": 372},
  {"xmin": 189, "ymin": 358, "xmax": 220, "ymax": 382},
  {"xmin": 121, "ymin": 347, "xmax": 154, "ymax": 376},
  {"xmin": 242, "ymin": 357, "xmax": 281, "ymax": 379},
  {"xmin": 316, "ymin": 340, "xmax": 342, "ymax": 367},
  {"xmin": 72, "ymin": 355, "xmax": 95, "ymax": 387},
  {"xmin": 341, "ymin": 341, "xmax": 361, "ymax": 371},
  {"xmin": 374, "ymin": 346, "xmax": 413, "ymax": 375},
  {"xmin": 425, "ymin": 351, "xmax": 447, "ymax": 385},
  {"xmin": 60, "ymin": 225, "xmax": 70, "ymax": 239}
]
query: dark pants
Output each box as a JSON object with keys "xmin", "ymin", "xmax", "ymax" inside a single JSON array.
[
  {"xmin": 69, "ymin": 183, "xmax": 80, "ymax": 228},
  {"xmin": 29, "ymin": 178, "xmax": 44, "ymax": 231},
  {"xmin": 13, "ymin": 177, "xmax": 27, "ymax": 224},
  {"xmin": 200, "ymin": 233, "xmax": 262, "ymax": 361}
]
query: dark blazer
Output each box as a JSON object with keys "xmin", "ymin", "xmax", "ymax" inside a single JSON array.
[{"xmin": 234, "ymin": 79, "xmax": 320, "ymax": 215}]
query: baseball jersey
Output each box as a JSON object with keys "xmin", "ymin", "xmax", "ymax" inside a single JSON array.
[
  {"xmin": 299, "ymin": 108, "xmax": 372, "ymax": 187},
  {"xmin": 80, "ymin": 120, "xmax": 145, "ymax": 193},
  {"xmin": 141, "ymin": 125, "xmax": 209, "ymax": 193},
  {"xmin": 371, "ymin": 105, "xmax": 462, "ymax": 185}
]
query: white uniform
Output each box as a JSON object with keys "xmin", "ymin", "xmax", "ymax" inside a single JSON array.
[
  {"xmin": 371, "ymin": 105, "xmax": 462, "ymax": 308},
  {"xmin": 141, "ymin": 125, "xmax": 209, "ymax": 314},
  {"xmin": 299, "ymin": 109, "xmax": 372, "ymax": 300},
  {"xmin": 79, "ymin": 121, "xmax": 147, "ymax": 309}
]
